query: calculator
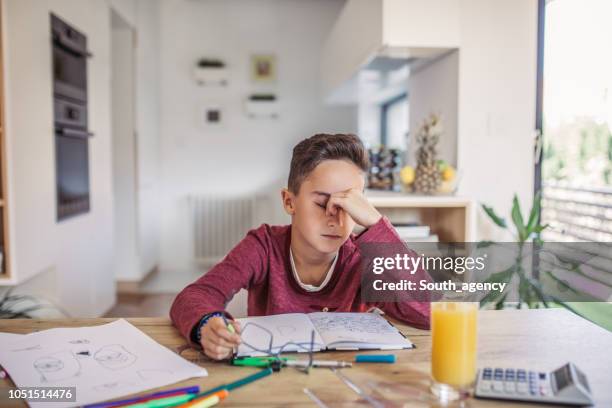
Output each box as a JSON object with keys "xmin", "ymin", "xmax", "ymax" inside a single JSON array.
[{"xmin": 475, "ymin": 362, "xmax": 593, "ymax": 406}]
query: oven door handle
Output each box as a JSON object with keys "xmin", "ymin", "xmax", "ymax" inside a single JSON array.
[
  {"xmin": 53, "ymin": 32, "xmax": 93, "ymax": 58},
  {"xmin": 56, "ymin": 127, "xmax": 94, "ymax": 139}
]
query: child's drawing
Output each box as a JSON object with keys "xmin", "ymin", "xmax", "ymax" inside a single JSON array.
[
  {"xmin": 68, "ymin": 339, "xmax": 90, "ymax": 344},
  {"xmin": 94, "ymin": 344, "xmax": 137, "ymax": 370},
  {"xmin": 75, "ymin": 349, "xmax": 92, "ymax": 358},
  {"xmin": 11, "ymin": 344, "xmax": 42, "ymax": 352},
  {"xmin": 34, "ymin": 351, "xmax": 81, "ymax": 382},
  {"xmin": 137, "ymin": 369, "xmax": 173, "ymax": 380}
]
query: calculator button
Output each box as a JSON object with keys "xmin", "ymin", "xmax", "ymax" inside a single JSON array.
[
  {"xmin": 504, "ymin": 382, "xmax": 516, "ymax": 393},
  {"xmin": 493, "ymin": 381, "xmax": 504, "ymax": 392},
  {"xmin": 504, "ymin": 369, "xmax": 515, "ymax": 380},
  {"xmin": 539, "ymin": 372, "xmax": 546, "ymax": 380},
  {"xmin": 516, "ymin": 383, "xmax": 528, "ymax": 394},
  {"xmin": 479, "ymin": 381, "xmax": 491, "ymax": 392},
  {"xmin": 540, "ymin": 386, "xmax": 549, "ymax": 396}
]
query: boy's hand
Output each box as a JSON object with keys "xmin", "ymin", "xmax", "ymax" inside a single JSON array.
[
  {"xmin": 326, "ymin": 188, "xmax": 382, "ymax": 228},
  {"xmin": 200, "ymin": 317, "xmax": 242, "ymax": 360}
]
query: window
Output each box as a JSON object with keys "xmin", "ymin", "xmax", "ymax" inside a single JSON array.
[
  {"xmin": 381, "ymin": 93, "xmax": 408, "ymax": 150},
  {"xmin": 537, "ymin": 0, "xmax": 612, "ymax": 242}
]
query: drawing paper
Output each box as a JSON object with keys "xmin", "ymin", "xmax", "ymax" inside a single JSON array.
[{"xmin": 0, "ymin": 319, "xmax": 206, "ymax": 408}]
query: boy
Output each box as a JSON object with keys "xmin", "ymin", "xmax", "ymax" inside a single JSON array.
[{"xmin": 170, "ymin": 133, "xmax": 431, "ymax": 360}]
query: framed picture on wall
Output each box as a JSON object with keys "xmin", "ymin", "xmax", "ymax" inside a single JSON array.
[{"xmin": 250, "ymin": 54, "xmax": 276, "ymax": 83}]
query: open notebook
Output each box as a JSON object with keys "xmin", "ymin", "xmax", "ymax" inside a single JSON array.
[{"xmin": 235, "ymin": 312, "xmax": 413, "ymax": 357}]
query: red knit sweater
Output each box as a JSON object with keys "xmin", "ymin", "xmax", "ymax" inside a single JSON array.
[{"xmin": 170, "ymin": 216, "xmax": 431, "ymax": 343}]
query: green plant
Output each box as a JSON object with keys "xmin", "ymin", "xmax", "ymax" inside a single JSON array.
[
  {"xmin": 0, "ymin": 288, "xmax": 44, "ymax": 318},
  {"xmin": 479, "ymin": 192, "xmax": 549, "ymax": 310},
  {"xmin": 479, "ymin": 193, "xmax": 612, "ymax": 332}
]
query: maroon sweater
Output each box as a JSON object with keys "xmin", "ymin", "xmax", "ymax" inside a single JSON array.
[{"xmin": 170, "ymin": 216, "xmax": 431, "ymax": 343}]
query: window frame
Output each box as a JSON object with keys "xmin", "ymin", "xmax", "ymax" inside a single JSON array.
[{"xmin": 380, "ymin": 92, "xmax": 408, "ymax": 147}]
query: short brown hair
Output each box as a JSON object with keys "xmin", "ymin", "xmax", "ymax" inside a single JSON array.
[{"xmin": 288, "ymin": 133, "xmax": 369, "ymax": 194}]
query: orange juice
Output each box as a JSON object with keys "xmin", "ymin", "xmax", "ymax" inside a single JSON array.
[{"xmin": 431, "ymin": 302, "xmax": 478, "ymax": 388}]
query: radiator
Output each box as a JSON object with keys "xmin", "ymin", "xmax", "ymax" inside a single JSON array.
[{"xmin": 190, "ymin": 195, "xmax": 256, "ymax": 266}]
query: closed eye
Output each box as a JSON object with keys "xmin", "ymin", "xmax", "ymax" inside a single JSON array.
[{"xmin": 315, "ymin": 202, "xmax": 327, "ymax": 210}]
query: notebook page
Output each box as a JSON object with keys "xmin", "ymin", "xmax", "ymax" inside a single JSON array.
[
  {"xmin": 235, "ymin": 313, "xmax": 325, "ymax": 357},
  {"xmin": 308, "ymin": 312, "xmax": 413, "ymax": 349}
]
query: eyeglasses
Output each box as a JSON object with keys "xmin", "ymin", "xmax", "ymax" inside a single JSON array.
[{"xmin": 235, "ymin": 322, "xmax": 319, "ymax": 372}]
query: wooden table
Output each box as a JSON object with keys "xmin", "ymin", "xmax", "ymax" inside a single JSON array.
[{"xmin": 1, "ymin": 309, "xmax": 611, "ymax": 407}]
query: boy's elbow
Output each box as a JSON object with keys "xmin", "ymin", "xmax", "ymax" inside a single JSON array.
[{"xmin": 406, "ymin": 301, "xmax": 431, "ymax": 330}]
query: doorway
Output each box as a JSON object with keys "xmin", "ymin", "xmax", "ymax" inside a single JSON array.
[{"xmin": 110, "ymin": 9, "xmax": 139, "ymax": 282}]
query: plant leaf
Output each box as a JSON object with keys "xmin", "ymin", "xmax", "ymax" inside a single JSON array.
[
  {"xmin": 526, "ymin": 191, "xmax": 542, "ymax": 235},
  {"xmin": 479, "ymin": 265, "xmax": 515, "ymax": 308},
  {"xmin": 477, "ymin": 240, "xmax": 495, "ymax": 248},
  {"xmin": 481, "ymin": 204, "xmax": 507, "ymax": 228},
  {"xmin": 511, "ymin": 195, "xmax": 527, "ymax": 241},
  {"xmin": 495, "ymin": 293, "xmax": 508, "ymax": 309}
]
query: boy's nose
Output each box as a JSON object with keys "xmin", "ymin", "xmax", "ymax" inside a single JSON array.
[{"xmin": 327, "ymin": 208, "xmax": 343, "ymax": 228}]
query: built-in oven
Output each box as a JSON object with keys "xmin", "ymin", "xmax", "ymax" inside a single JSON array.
[
  {"xmin": 51, "ymin": 13, "xmax": 92, "ymax": 221},
  {"xmin": 54, "ymin": 99, "xmax": 93, "ymax": 220},
  {"xmin": 51, "ymin": 14, "xmax": 89, "ymax": 103},
  {"xmin": 55, "ymin": 131, "xmax": 91, "ymax": 220}
]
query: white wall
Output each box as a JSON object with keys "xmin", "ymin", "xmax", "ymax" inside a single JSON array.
[
  {"xmin": 456, "ymin": 0, "xmax": 537, "ymax": 240},
  {"xmin": 134, "ymin": 0, "xmax": 161, "ymax": 280},
  {"xmin": 2, "ymin": 0, "xmax": 120, "ymax": 315},
  {"xmin": 2, "ymin": 0, "xmax": 160, "ymax": 315},
  {"xmin": 158, "ymin": 0, "xmax": 355, "ymax": 274},
  {"xmin": 382, "ymin": 0, "xmax": 461, "ymax": 48},
  {"xmin": 111, "ymin": 1, "xmax": 161, "ymax": 283},
  {"xmin": 111, "ymin": 15, "xmax": 138, "ymax": 281},
  {"xmin": 408, "ymin": 50, "xmax": 458, "ymax": 167},
  {"xmin": 321, "ymin": 0, "xmax": 383, "ymax": 101}
]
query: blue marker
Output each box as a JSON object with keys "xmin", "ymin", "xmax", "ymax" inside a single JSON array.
[{"xmin": 355, "ymin": 354, "xmax": 396, "ymax": 364}]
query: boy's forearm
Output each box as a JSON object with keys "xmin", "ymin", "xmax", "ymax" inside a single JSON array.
[
  {"xmin": 358, "ymin": 216, "xmax": 433, "ymax": 329},
  {"xmin": 170, "ymin": 282, "xmax": 230, "ymax": 344}
]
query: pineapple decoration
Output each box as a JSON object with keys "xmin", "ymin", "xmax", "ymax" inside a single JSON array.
[{"xmin": 413, "ymin": 113, "xmax": 443, "ymax": 194}]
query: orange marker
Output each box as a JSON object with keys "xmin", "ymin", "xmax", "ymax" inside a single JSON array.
[{"xmin": 177, "ymin": 389, "xmax": 228, "ymax": 408}]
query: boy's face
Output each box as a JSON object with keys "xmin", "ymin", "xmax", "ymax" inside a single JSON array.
[{"xmin": 282, "ymin": 159, "xmax": 365, "ymax": 256}]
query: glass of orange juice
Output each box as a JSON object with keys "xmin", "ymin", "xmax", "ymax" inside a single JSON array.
[{"xmin": 430, "ymin": 301, "xmax": 478, "ymax": 402}]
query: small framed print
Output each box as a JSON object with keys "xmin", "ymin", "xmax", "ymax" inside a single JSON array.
[{"xmin": 251, "ymin": 54, "xmax": 276, "ymax": 83}]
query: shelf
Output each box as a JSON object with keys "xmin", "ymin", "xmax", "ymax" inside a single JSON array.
[{"xmin": 366, "ymin": 190, "xmax": 474, "ymax": 242}]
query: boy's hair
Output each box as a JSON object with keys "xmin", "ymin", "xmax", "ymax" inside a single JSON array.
[{"xmin": 288, "ymin": 133, "xmax": 369, "ymax": 194}]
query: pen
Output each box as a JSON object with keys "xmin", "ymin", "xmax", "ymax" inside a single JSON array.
[
  {"xmin": 196, "ymin": 367, "xmax": 273, "ymax": 397},
  {"xmin": 232, "ymin": 357, "xmax": 294, "ymax": 367},
  {"xmin": 355, "ymin": 354, "xmax": 396, "ymax": 364},
  {"xmin": 123, "ymin": 394, "xmax": 196, "ymax": 408},
  {"xmin": 232, "ymin": 357, "xmax": 351, "ymax": 368},
  {"xmin": 221, "ymin": 315, "xmax": 236, "ymax": 334},
  {"xmin": 285, "ymin": 360, "xmax": 352, "ymax": 368},
  {"xmin": 85, "ymin": 386, "xmax": 200, "ymax": 408},
  {"xmin": 176, "ymin": 390, "xmax": 228, "ymax": 408}
]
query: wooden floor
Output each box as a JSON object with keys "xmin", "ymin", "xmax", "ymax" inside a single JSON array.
[{"xmin": 104, "ymin": 293, "xmax": 177, "ymax": 317}]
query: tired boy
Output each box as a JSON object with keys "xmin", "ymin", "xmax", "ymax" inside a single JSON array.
[{"xmin": 170, "ymin": 133, "xmax": 431, "ymax": 360}]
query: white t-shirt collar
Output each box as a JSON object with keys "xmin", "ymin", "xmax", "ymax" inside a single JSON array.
[{"xmin": 289, "ymin": 248, "xmax": 338, "ymax": 292}]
